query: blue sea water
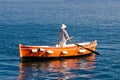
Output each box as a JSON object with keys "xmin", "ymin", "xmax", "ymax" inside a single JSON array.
[{"xmin": 0, "ymin": 0, "xmax": 120, "ymax": 80}]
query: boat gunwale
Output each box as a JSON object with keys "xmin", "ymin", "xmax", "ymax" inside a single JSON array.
[{"xmin": 19, "ymin": 41, "xmax": 96, "ymax": 49}]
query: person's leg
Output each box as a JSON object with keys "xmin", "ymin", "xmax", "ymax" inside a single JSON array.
[
  {"xmin": 60, "ymin": 41, "xmax": 66, "ymax": 47},
  {"xmin": 60, "ymin": 42, "xmax": 64, "ymax": 47}
]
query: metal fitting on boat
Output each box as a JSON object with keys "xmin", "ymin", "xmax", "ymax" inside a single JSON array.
[
  {"xmin": 31, "ymin": 49, "xmax": 38, "ymax": 53},
  {"xmin": 79, "ymin": 49, "xmax": 86, "ymax": 53},
  {"xmin": 39, "ymin": 48, "xmax": 45, "ymax": 52},
  {"xmin": 46, "ymin": 50, "xmax": 54, "ymax": 54},
  {"xmin": 62, "ymin": 51, "xmax": 68, "ymax": 54}
]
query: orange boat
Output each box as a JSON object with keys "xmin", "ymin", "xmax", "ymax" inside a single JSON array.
[{"xmin": 19, "ymin": 40, "xmax": 97, "ymax": 62}]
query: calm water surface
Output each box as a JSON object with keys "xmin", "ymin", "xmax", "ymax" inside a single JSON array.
[{"xmin": 0, "ymin": 0, "xmax": 120, "ymax": 80}]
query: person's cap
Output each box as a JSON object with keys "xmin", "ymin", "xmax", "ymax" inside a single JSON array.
[{"xmin": 61, "ymin": 24, "xmax": 67, "ymax": 29}]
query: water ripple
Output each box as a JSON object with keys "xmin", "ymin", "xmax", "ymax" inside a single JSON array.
[{"xmin": 17, "ymin": 58, "xmax": 96, "ymax": 80}]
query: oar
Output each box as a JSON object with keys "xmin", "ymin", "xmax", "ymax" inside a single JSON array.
[
  {"xmin": 67, "ymin": 36, "xmax": 74, "ymax": 41},
  {"xmin": 70, "ymin": 41, "xmax": 100, "ymax": 55}
]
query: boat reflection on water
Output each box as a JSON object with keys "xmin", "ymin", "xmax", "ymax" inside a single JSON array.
[{"xmin": 17, "ymin": 54, "xmax": 96, "ymax": 80}]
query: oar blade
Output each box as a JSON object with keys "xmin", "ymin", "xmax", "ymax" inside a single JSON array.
[{"xmin": 86, "ymin": 48, "xmax": 100, "ymax": 55}]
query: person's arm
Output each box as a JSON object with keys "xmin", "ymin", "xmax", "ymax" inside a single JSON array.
[{"xmin": 64, "ymin": 30, "xmax": 70, "ymax": 41}]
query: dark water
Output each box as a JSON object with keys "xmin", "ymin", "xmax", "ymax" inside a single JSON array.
[{"xmin": 0, "ymin": 0, "xmax": 120, "ymax": 80}]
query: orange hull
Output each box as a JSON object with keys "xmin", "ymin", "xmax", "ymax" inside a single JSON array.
[{"xmin": 19, "ymin": 40, "xmax": 97, "ymax": 62}]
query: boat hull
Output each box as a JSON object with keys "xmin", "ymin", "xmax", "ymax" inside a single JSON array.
[
  {"xmin": 20, "ymin": 53, "xmax": 95, "ymax": 62},
  {"xmin": 19, "ymin": 40, "xmax": 97, "ymax": 62}
]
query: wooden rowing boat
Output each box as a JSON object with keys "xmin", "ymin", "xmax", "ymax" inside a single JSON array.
[{"xmin": 19, "ymin": 40, "xmax": 97, "ymax": 62}]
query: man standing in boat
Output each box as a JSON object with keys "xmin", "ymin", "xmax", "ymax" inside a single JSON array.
[{"xmin": 59, "ymin": 24, "xmax": 70, "ymax": 47}]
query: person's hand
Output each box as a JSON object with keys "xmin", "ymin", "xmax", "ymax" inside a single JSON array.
[
  {"xmin": 67, "ymin": 38, "xmax": 70, "ymax": 42},
  {"xmin": 66, "ymin": 36, "xmax": 73, "ymax": 42}
]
